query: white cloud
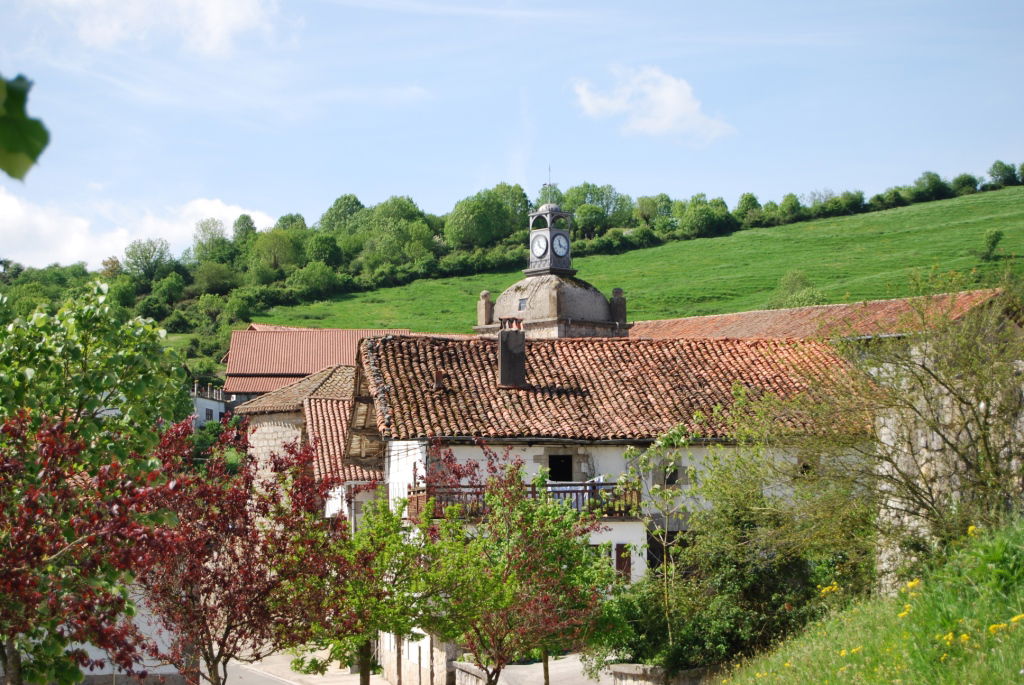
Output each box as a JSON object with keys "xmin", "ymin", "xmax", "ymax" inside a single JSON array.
[
  {"xmin": 574, "ymin": 66, "xmax": 734, "ymax": 144},
  {"xmin": 39, "ymin": 0, "xmax": 275, "ymax": 55},
  {"xmin": 0, "ymin": 188, "xmax": 273, "ymax": 269}
]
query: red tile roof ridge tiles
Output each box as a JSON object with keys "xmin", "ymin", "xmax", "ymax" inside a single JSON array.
[
  {"xmin": 357, "ymin": 334, "xmax": 847, "ymax": 443},
  {"xmin": 630, "ymin": 289, "xmax": 1002, "ymax": 340}
]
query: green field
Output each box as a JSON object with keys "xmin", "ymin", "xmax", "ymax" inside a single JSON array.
[{"xmin": 256, "ymin": 187, "xmax": 1024, "ymax": 333}]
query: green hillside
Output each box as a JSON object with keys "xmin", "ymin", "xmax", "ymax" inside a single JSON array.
[
  {"xmin": 256, "ymin": 187, "xmax": 1024, "ymax": 333},
  {"xmin": 718, "ymin": 521, "xmax": 1024, "ymax": 685}
]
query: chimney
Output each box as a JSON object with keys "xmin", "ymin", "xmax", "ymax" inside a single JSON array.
[
  {"xmin": 497, "ymin": 318, "xmax": 527, "ymax": 388},
  {"xmin": 610, "ymin": 287, "xmax": 627, "ymax": 325}
]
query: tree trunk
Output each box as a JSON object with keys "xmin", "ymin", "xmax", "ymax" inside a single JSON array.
[
  {"xmin": 485, "ymin": 668, "xmax": 502, "ymax": 685},
  {"xmin": 396, "ymin": 636, "xmax": 403, "ymax": 685},
  {"xmin": 358, "ymin": 640, "xmax": 372, "ymax": 685},
  {"xmin": 542, "ymin": 648, "xmax": 549, "ymax": 685},
  {"xmin": 2, "ymin": 638, "xmax": 23, "ymax": 685}
]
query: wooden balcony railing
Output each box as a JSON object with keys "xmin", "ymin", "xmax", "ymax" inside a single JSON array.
[{"xmin": 406, "ymin": 481, "xmax": 639, "ymax": 520}]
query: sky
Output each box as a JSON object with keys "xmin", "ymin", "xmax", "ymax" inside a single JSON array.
[{"xmin": 1, "ymin": 0, "xmax": 1022, "ymax": 269}]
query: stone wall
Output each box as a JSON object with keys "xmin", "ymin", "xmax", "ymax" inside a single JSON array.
[
  {"xmin": 378, "ymin": 632, "xmax": 460, "ymax": 685},
  {"xmin": 610, "ymin": 664, "xmax": 714, "ymax": 685},
  {"xmin": 247, "ymin": 412, "xmax": 304, "ymax": 468},
  {"xmin": 452, "ymin": 662, "xmax": 487, "ymax": 685}
]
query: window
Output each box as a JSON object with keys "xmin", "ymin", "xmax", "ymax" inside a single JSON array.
[
  {"xmin": 518, "ymin": 298, "xmax": 527, "ymax": 311},
  {"xmin": 548, "ymin": 454, "xmax": 573, "ymax": 481},
  {"xmin": 205, "ymin": 408, "xmax": 213, "ymax": 421}
]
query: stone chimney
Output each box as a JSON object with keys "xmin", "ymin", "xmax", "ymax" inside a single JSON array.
[
  {"xmin": 477, "ymin": 290, "xmax": 494, "ymax": 326},
  {"xmin": 496, "ymin": 318, "xmax": 527, "ymax": 389},
  {"xmin": 610, "ymin": 287, "xmax": 627, "ymax": 325}
]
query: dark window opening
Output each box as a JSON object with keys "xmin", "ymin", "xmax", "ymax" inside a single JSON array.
[
  {"xmin": 647, "ymin": 531, "xmax": 683, "ymax": 569},
  {"xmin": 205, "ymin": 408, "xmax": 213, "ymax": 420},
  {"xmin": 615, "ymin": 543, "xmax": 632, "ymax": 578},
  {"xmin": 665, "ymin": 468, "xmax": 679, "ymax": 486},
  {"xmin": 548, "ymin": 454, "xmax": 573, "ymax": 482},
  {"xmin": 518, "ymin": 298, "xmax": 527, "ymax": 311}
]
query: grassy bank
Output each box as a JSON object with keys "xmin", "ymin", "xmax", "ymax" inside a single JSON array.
[
  {"xmin": 255, "ymin": 187, "xmax": 1024, "ymax": 333},
  {"xmin": 719, "ymin": 522, "xmax": 1024, "ymax": 684}
]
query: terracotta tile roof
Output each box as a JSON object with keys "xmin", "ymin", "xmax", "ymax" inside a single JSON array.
[
  {"xmin": 305, "ymin": 398, "xmax": 381, "ymax": 482},
  {"xmin": 224, "ymin": 328, "xmax": 408, "ymax": 394},
  {"xmin": 234, "ymin": 365, "xmax": 355, "ymax": 415},
  {"xmin": 630, "ymin": 289, "xmax": 1001, "ymax": 340},
  {"xmin": 247, "ymin": 323, "xmax": 317, "ymax": 331},
  {"xmin": 234, "ymin": 365, "xmax": 377, "ymax": 483},
  {"xmin": 359, "ymin": 335, "xmax": 845, "ymax": 442}
]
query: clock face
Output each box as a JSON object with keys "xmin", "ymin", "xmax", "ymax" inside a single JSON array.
[
  {"xmin": 552, "ymin": 233, "xmax": 570, "ymax": 257},
  {"xmin": 530, "ymin": 233, "xmax": 549, "ymax": 258}
]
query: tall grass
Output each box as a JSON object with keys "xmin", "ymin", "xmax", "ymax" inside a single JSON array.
[{"xmin": 719, "ymin": 522, "xmax": 1024, "ymax": 684}]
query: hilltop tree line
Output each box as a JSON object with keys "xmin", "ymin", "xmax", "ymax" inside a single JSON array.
[{"xmin": 1, "ymin": 158, "xmax": 1021, "ymax": 383}]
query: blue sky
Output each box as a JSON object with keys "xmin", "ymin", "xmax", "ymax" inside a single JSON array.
[{"xmin": 2, "ymin": 0, "xmax": 1022, "ymax": 268}]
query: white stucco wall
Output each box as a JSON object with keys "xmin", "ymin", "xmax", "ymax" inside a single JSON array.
[
  {"xmin": 192, "ymin": 396, "xmax": 226, "ymax": 428},
  {"xmin": 386, "ymin": 440, "xmax": 429, "ymax": 504},
  {"xmin": 74, "ymin": 592, "xmax": 179, "ymax": 677}
]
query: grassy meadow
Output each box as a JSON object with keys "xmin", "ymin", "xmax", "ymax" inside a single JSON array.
[
  {"xmin": 255, "ymin": 187, "xmax": 1024, "ymax": 333},
  {"xmin": 718, "ymin": 522, "xmax": 1024, "ymax": 685}
]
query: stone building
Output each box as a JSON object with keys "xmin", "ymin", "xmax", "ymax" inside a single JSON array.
[
  {"xmin": 473, "ymin": 203, "xmax": 630, "ymax": 339},
  {"xmin": 234, "ymin": 364, "xmax": 380, "ymax": 524}
]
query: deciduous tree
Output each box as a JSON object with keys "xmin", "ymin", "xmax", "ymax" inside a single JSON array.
[
  {"xmin": 123, "ymin": 239, "xmax": 172, "ymax": 283},
  {"xmin": 138, "ymin": 435, "xmax": 351, "ymax": 685},
  {"xmin": 0, "ymin": 285, "xmax": 189, "ymax": 685},
  {"xmin": 420, "ymin": 449, "xmax": 611, "ymax": 685},
  {"xmin": 0, "ymin": 74, "xmax": 48, "ymax": 180}
]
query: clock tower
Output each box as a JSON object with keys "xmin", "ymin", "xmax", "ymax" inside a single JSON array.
[
  {"xmin": 472, "ymin": 201, "xmax": 631, "ymax": 339},
  {"xmin": 525, "ymin": 203, "xmax": 574, "ymax": 276}
]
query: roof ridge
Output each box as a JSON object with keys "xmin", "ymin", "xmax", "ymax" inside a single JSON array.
[{"xmin": 633, "ymin": 288, "xmax": 1001, "ymax": 325}]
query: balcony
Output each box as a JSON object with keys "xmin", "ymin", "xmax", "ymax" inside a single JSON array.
[{"xmin": 406, "ymin": 481, "xmax": 639, "ymax": 520}]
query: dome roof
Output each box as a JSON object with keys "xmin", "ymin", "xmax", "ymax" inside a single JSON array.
[
  {"xmin": 493, "ymin": 273, "xmax": 611, "ymax": 324},
  {"xmin": 535, "ymin": 203, "xmax": 564, "ymax": 213}
]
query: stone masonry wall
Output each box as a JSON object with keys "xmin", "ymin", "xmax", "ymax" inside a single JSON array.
[{"xmin": 247, "ymin": 412, "xmax": 304, "ymax": 469}]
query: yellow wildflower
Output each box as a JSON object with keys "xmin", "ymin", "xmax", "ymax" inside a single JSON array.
[
  {"xmin": 784, "ymin": 662, "xmax": 792, "ymax": 668},
  {"xmin": 1010, "ymin": 613, "xmax": 1024, "ymax": 623},
  {"xmin": 851, "ymin": 646, "xmax": 862, "ymax": 654},
  {"xmin": 897, "ymin": 604, "xmax": 911, "ymax": 618},
  {"xmin": 940, "ymin": 653, "xmax": 948, "ymax": 663},
  {"xmin": 967, "ymin": 525, "xmax": 977, "ymax": 536},
  {"xmin": 905, "ymin": 578, "xmax": 921, "ymax": 590},
  {"xmin": 988, "ymin": 623, "xmax": 1008, "ymax": 635},
  {"xmin": 959, "ymin": 633, "xmax": 970, "ymax": 643},
  {"xmin": 839, "ymin": 649, "xmax": 847, "ymax": 657}
]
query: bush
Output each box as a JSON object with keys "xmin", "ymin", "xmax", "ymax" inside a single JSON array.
[
  {"xmin": 286, "ymin": 261, "xmax": 338, "ymax": 300},
  {"xmin": 909, "ymin": 172, "xmax": 954, "ymax": 203},
  {"xmin": 951, "ymin": 173, "xmax": 980, "ymax": 196},
  {"xmin": 136, "ymin": 293, "xmax": 171, "ymax": 320},
  {"xmin": 988, "ymin": 160, "xmax": 1019, "ymax": 187},
  {"xmin": 627, "ymin": 225, "xmax": 661, "ymax": 249},
  {"xmin": 980, "ymin": 229, "xmax": 1004, "ymax": 262},
  {"xmin": 162, "ymin": 309, "xmax": 191, "ymax": 333},
  {"xmin": 192, "ymin": 261, "xmax": 238, "ymax": 296}
]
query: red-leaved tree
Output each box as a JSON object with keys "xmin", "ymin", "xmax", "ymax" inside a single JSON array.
[
  {"xmin": 137, "ymin": 424, "xmax": 355, "ymax": 685},
  {"xmin": 0, "ymin": 412, "xmax": 180, "ymax": 685}
]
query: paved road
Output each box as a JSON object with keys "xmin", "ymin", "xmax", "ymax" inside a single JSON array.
[
  {"xmin": 225, "ymin": 654, "xmax": 386, "ymax": 685},
  {"xmin": 226, "ymin": 651, "xmax": 609, "ymax": 685}
]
